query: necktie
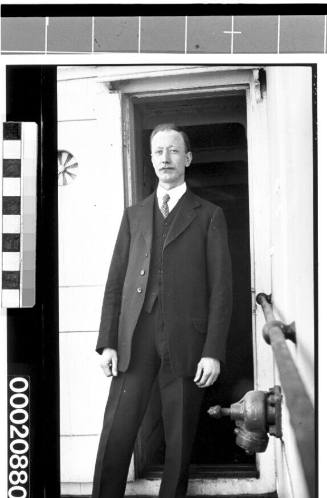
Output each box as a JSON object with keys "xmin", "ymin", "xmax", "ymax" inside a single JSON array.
[{"xmin": 160, "ymin": 193, "xmax": 170, "ymax": 218}]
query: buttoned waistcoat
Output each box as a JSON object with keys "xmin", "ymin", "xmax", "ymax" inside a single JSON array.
[{"xmin": 96, "ymin": 189, "xmax": 232, "ymax": 377}]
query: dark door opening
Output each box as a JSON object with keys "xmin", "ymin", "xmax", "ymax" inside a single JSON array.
[{"xmin": 131, "ymin": 93, "xmax": 255, "ymax": 477}]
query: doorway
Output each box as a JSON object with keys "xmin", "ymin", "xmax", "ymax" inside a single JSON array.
[{"xmin": 130, "ymin": 92, "xmax": 256, "ymax": 477}]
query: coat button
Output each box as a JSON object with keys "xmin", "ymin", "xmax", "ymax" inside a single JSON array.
[
  {"xmin": 140, "ymin": 269, "xmax": 145, "ymax": 276},
  {"xmin": 137, "ymin": 287, "xmax": 142, "ymax": 293},
  {"xmin": 145, "ymin": 253, "xmax": 148, "ymax": 257}
]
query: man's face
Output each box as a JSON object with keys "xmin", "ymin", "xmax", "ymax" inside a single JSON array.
[{"xmin": 151, "ymin": 130, "xmax": 192, "ymax": 189}]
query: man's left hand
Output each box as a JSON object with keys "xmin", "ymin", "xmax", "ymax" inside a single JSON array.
[{"xmin": 194, "ymin": 358, "xmax": 221, "ymax": 388}]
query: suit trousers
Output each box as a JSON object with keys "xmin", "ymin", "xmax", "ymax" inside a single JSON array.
[{"xmin": 92, "ymin": 301, "xmax": 205, "ymax": 498}]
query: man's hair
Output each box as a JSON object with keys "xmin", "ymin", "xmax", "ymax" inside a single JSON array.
[{"xmin": 150, "ymin": 123, "xmax": 191, "ymax": 153}]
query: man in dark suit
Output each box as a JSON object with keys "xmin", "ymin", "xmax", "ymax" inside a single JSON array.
[{"xmin": 92, "ymin": 123, "xmax": 232, "ymax": 498}]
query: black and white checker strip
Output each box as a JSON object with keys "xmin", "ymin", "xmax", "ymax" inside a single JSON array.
[{"xmin": 1, "ymin": 122, "xmax": 37, "ymax": 308}]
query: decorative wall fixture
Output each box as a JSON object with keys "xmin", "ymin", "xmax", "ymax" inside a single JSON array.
[{"xmin": 58, "ymin": 150, "xmax": 78, "ymax": 186}]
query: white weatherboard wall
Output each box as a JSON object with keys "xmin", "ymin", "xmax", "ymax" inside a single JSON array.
[
  {"xmin": 265, "ymin": 67, "xmax": 314, "ymax": 498},
  {"xmin": 57, "ymin": 68, "xmax": 125, "ymax": 492}
]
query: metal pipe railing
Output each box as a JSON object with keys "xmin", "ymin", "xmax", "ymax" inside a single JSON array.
[{"xmin": 256, "ymin": 293, "xmax": 315, "ymax": 498}]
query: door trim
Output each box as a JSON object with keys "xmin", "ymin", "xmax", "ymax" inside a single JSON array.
[{"xmin": 114, "ymin": 65, "xmax": 276, "ymax": 495}]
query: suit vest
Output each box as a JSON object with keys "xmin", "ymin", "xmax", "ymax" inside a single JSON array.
[{"xmin": 143, "ymin": 195, "xmax": 185, "ymax": 313}]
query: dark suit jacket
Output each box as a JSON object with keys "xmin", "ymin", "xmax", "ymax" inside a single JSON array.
[{"xmin": 96, "ymin": 189, "xmax": 232, "ymax": 377}]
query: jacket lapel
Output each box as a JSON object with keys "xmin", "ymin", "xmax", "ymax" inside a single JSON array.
[
  {"xmin": 164, "ymin": 190, "xmax": 200, "ymax": 250},
  {"xmin": 138, "ymin": 192, "xmax": 155, "ymax": 253}
]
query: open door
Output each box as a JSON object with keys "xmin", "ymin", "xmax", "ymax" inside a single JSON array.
[
  {"xmin": 117, "ymin": 66, "xmax": 276, "ymax": 496},
  {"xmin": 133, "ymin": 93, "xmax": 256, "ymax": 478}
]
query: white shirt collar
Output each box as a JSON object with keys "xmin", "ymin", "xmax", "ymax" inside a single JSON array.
[{"xmin": 156, "ymin": 182, "xmax": 187, "ymax": 212}]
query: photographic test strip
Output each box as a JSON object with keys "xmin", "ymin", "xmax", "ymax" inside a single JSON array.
[{"xmin": 2, "ymin": 122, "xmax": 37, "ymax": 308}]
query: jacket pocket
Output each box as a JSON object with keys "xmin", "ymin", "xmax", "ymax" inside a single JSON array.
[{"xmin": 192, "ymin": 319, "xmax": 208, "ymax": 335}]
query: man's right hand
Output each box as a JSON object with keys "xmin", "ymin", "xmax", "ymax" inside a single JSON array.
[{"xmin": 100, "ymin": 348, "xmax": 118, "ymax": 377}]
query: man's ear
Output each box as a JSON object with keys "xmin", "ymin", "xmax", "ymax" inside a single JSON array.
[{"xmin": 185, "ymin": 151, "xmax": 192, "ymax": 168}]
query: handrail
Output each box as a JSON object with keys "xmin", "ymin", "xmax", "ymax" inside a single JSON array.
[{"xmin": 256, "ymin": 293, "xmax": 315, "ymax": 498}]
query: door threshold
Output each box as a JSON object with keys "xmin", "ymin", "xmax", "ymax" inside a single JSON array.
[
  {"xmin": 126, "ymin": 495, "xmax": 278, "ymax": 498},
  {"xmin": 141, "ymin": 463, "xmax": 259, "ymax": 480},
  {"xmin": 126, "ymin": 495, "xmax": 277, "ymax": 498},
  {"xmin": 62, "ymin": 494, "xmax": 278, "ymax": 498}
]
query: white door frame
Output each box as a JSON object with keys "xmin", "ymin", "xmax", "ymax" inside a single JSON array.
[{"xmin": 100, "ymin": 65, "xmax": 276, "ymax": 496}]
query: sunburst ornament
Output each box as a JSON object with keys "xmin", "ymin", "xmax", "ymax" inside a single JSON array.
[{"xmin": 58, "ymin": 150, "xmax": 78, "ymax": 186}]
